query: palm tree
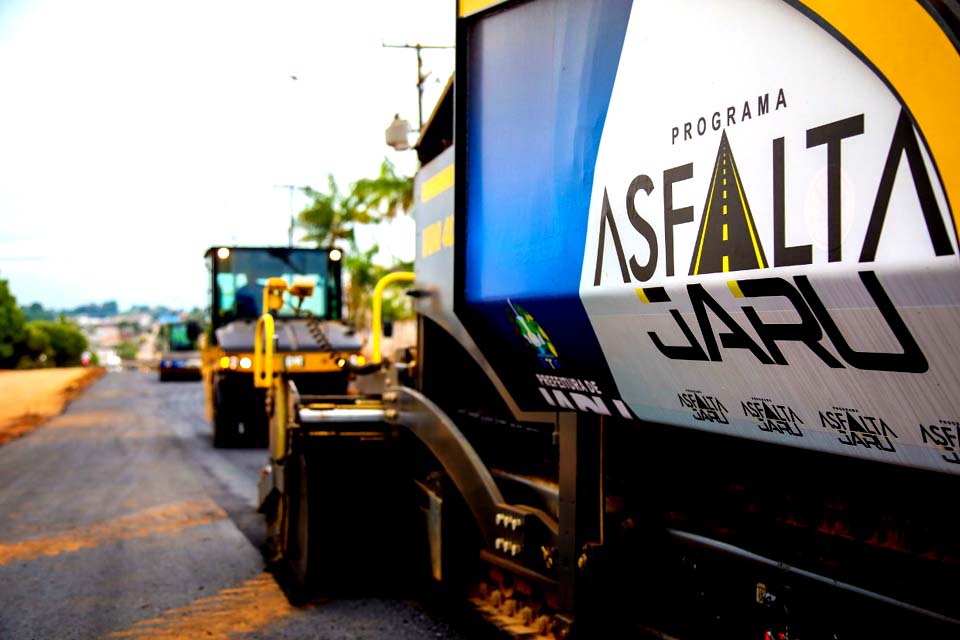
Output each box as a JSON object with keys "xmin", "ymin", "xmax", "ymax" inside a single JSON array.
[
  {"xmin": 297, "ymin": 175, "xmax": 377, "ymax": 247},
  {"xmin": 296, "ymin": 160, "xmax": 415, "ymax": 329},
  {"xmin": 352, "ymin": 159, "xmax": 413, "ymax": 220}
]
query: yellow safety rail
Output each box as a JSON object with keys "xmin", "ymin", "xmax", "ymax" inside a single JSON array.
[
  {"xmin": 253, "ymin": 314, "xmax": 274, "ymax": 389},
  {"xmin": 253, "ymin": 278, "xmax": 288, "ymax": 389},
  {"xmin": 371, "ymin": 271, "xmax": 415, "ymax": 364}
]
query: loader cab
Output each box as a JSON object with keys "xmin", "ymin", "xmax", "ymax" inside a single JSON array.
[
  {"xmin": 206, "ymin": 246, "xmax": 342, "ymax": 337},
  {"xmin": 201, "ymin": 246, "xmax": 356, "ymax": 448}
]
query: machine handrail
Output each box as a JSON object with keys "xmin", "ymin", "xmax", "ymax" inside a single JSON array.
[{"xmin": 371, "ymin": 271, "xmax": 415, "ymax": 364}]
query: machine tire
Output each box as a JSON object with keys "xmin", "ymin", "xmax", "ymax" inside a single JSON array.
[
  {"xmin": 212, "ymin": 380, "xmax": 238, "ymax": 448},
  {"xmin": 245, "ymin": 389, "xmax": 270, "ymax": 448},
  {"xmin": 282, "ymin": 453, "xmax": 312, "ymax": 590}
]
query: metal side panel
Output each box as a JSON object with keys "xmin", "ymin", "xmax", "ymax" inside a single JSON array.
[{"xmin": 413, "ymin": 147, "xmax": 554, "ymax": 425}]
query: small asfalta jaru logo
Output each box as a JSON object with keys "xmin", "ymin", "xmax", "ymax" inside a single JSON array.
[
  {"xmin": 819, "ymin": 406, "xmax": 897, "ymax": 452},
  {"xmin": 678, "ymin": 389, "xmax": 729, "ymax": 424},
  {"xmin": 919, "ymin": 419, "xmax": 960, "ymax": 465},
  {"xmin": 506, "ymin": 300, "xmax": 559, "ymax": 369},
  {"xmin": 742, "ymin": 396, "xmax": 803, "ymax": 437}
]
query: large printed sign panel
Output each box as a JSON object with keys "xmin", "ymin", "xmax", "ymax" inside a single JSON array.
[{"xmin": 579, "ymin": 0, "xmax": 960, "ymax": 474}]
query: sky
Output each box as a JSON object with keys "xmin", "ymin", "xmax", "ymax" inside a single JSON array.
[{"xmin": 0, "ymin": 0, "xmax": 455, "ymax": 311}]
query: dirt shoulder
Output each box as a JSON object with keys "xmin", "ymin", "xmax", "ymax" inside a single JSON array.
[{"xmin": 0, "ymin": 367, "xmax": 105, "ymax": 445}]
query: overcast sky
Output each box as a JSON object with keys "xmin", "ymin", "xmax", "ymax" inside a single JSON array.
[{"xmin": 0, "ymin": 0, "xmax": 454, "ymax": 310}]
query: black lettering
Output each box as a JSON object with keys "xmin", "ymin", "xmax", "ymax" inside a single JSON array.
[
  {"xmin": 742, "ymin": 100, "xmax": 752, "ymax": 121},
  {"xmin": 758, "ymin": 93, "xmax": 769, "ymax": 116},
  {"xmin": 697, "ymin": 117, "xmax": 707, "ymax": 136},
  {"xmin": 712, "ymin": 111, "xmax": 721, "ymax": 131},
  {"xmin": 727, "ymin": 106, "xmax": 736, "ymax": 127},
  {"xmin": 664, "ymin": 164, "xmax": 694, "ymax": 277},
  {"xmin": 773, "ymin": 137, "xmax": 812, "ymax": 266},
  {"xmin": 684, "ymin": 122, "xmax": 692, "ymax": 141},
  {"xmin": 806, "ymin": 114, "xmax": 865, "ymax": 262},
  {"xmin": 860, "ymin": 109, "xmax": 954, "ymax": 262},
  {"xmin": 649, "ymin": 310, "xmax": 710, "ymax": 361},
  {"xmin": 820, "ymin": 410, "xmax": 843, "ymax": 431},
  {"xmin": 688, "ymin": 284, "xmax": 773, "ymax": 363},
  {"xmin": 795, "ymin": 271, "xmax": 928, "ymax": 373},
  {"xmin": 593, "ymin": 189, "xmax": 631, "ymax": 286},
  {"xmin": 626, "ymin": 175, "xmax": 658, "ymax": 282},
  {"xmin": 776, "ymin": 88, "xmax": 787, "ymax": 110},
  {"xmin": 672, "ymin": 126, "xmax": 679, "ymax": 145},
  {"xmin": 920, "ymin": 423, "xmax": 942, "ymax": 445},
  {"xmin": 737, "ymin": 277, "xmax": 844, "ymax": 368}
]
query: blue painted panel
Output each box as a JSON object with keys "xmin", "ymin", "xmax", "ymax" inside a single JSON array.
[{"xmin": 465, "ymin": 0, "xmax": 632, "ymax": 302}]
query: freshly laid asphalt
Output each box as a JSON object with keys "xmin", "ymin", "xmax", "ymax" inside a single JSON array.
[{"xmin": 0, "ymin": 371, "xmax": 484, "ymax": 640}]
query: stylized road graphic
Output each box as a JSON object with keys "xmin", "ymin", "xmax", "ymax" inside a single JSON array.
[{"xmin": 689, "ymin": 130, "xmax": 768, "ymax": 275}]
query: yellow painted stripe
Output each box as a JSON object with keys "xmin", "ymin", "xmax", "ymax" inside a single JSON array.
[
  {"xmin": 421, "ymin": 164, "xmax": 454, "ymax": 203},
  {"xmin": 723, "ymin": 255, "xmax": 730, "ymax": 272},
  {"xmin": 635, "ymin": 288, "xmax": 650, "ymax": 304},
  {"xmin": 422, "ymin": 220, "xmax": 442, "ymax": 257},
  {"xmin": 459, "ymin": 0, "xmax": 508, "ymax": 17},
  {"xmin": 731, "ymin": 155, "xmax": 767, "ymax": 268},
  {"xmin": 0, "ymin": 499, "xmax": 226, "ymax": 566},
  {"xmin": 692, "ymin": 153, "xmax": 723, "ymax": 275},
  {"xmin": 108, "ymin": 574, "xmax": 293, "ymax": 640},
  {"xmin": 723, "ymin": 204, "xmax": 728, "ymax": 215},
  {"xmin": 442, "ymin": 214, "xmax": 455, "ymax": 247},
  {"xmin": 799, "ymin": 0, "xmax": 960, "ymax": 232},
  {"xmin": 728, "ymin": 280, "xmax": 745, "ymax": 298},
  {"xmin": 723, "ymin": 224, "xmax": 728, "ymax": 241}
]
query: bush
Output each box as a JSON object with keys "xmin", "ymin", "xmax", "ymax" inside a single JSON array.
[
  {"xmin": 0, "ymin": 279, "xmax": 25, "ymax": 366},
  {"xmin": 14, "ymin": 319, "xmax": 89, "ymax": 368}
]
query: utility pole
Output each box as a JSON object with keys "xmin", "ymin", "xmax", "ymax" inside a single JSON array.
[
  {"xmin": 382, "ymin": 42, "xmax": 454, "ymax": 131},
  {"xmin": 274, "ymin": 184, "xmax": 296, "ymax": 247}
]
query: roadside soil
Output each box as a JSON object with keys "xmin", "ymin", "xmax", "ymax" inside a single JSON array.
[{"xmin": 0, "ymin": 367, "xmax": 105, "ymax": 445}]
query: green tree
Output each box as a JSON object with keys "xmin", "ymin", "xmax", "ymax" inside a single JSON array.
[
  {"xmin": 31, "ymin": 320, "xmax": 88, "ymax": 367},
  {"xmin": 298, "ymin": 175, "xmax": 376, "ymax": 247},
  {"xmin": 0, "ymin": 279, "xmax": 25, "ymax": 366},
  {"xmin": 116, "ymin": 340, "xmax": 138, "ymax": 361},
  {"xmin": 21, "ymin": 302, "xmax": 56, "ymax": 322},
  {"xmin": 342, "ymin": 245, "xmax": 415, "ymax": 329},
  {"xmin": 297, "ymin": 160, "xmax": 415, "ymax": 330},
  {"xmin": 14, "ymin": 323, "xmax": 54, "ymax": 369},
  {"xmin": 353, "ymin": 159, "xmax": 414, "ymax": 220}
]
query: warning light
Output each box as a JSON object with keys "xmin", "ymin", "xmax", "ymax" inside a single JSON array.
[
  {"xmin": 336, "ymin": 358, "xmax": 346, "ymax": 368},
  {"xmin": 239, "ymin": 357, "xmax": 252, "ymax": 369},
  {"xmin": 219, "ymin": 356, "xmax": 231, "ymax": 369},
  {"xmin": 329, "ymin": 248, "xmax": 342, "ymax": 262},
  {"xmin": 217, "ymin": 247, "xmax": 231, "ymax": 260}
]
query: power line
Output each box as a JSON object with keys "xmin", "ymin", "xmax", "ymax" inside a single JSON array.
[{"xmin": 382, "ymin": 42, "xmax": 454, "ymax": 131}]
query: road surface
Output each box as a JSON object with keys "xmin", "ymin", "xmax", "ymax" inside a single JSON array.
[
  {"xmin": 0, "ymin": 371, "xmax": 487, "ymax": 640},
  {"xmin": 689, "ymin": 130, "xmax": 768, "ymax": 275}
]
